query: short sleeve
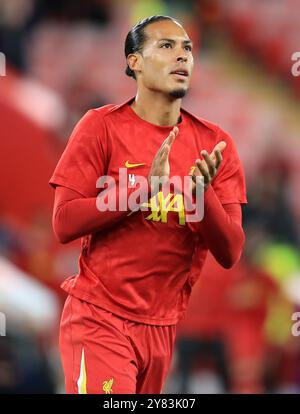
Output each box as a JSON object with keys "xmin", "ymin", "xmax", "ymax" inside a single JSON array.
[
  {"xmin": 49, "ymin": 109, "xmax": 108, "ymax": 198},
  {"xmin": 212, "ymin": 128, "xmax": 247, "ymax": 205}
]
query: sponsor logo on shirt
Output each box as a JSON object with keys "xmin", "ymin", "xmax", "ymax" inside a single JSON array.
[
  {"xmin": 125, "ymin": 160, "xmax": 146, "ymax": 168},
  {"xmin": 142, "ymin": 192, "xmax": 186, "ymax": 225}
]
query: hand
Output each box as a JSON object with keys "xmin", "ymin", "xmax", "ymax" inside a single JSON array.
[
  {"xmin": 148, "ymin": 126, "xmax": 179, "ymax": 192},
  {"xmin": 190, "ymin": 141, "xmax": 227, "ymax": 193}
]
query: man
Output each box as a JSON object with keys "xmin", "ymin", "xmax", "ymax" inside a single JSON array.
[{"xmin": 50, "ymin": 15, "xmax": 247, "ymax": 394}]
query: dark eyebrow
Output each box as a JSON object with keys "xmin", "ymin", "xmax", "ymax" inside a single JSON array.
[{"xmin": 158, "ymin": 38, "xmax": 193, "ymax": 47}]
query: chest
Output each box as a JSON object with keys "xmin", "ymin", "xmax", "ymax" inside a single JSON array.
[{"xmin": 104, "ymin": 119, "xmax": 216, "ymax": 181}]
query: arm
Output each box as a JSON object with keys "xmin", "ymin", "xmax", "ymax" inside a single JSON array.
[
  {"xmin": 52, "ymin": 185, "xmax": 140, "ymax": 244},
  {"xmin": 52, "ymin": 126, "xmax": 179, "ymax": 244},
  {"xmin": 189, "ymin": 136, "xmax": 246, "ymax": 269},
  {"xmin": 200, "ymin": 186, "xmax": 245, "ymax": 268}
]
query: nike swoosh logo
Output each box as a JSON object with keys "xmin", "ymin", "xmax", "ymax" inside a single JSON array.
[{"xmin": 125, "ymin": 160, "xmax": 146, "ymax": 168}]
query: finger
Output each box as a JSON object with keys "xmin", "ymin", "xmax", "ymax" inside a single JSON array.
[
  {"xmin": 214, "ymin": 149, "xmax": 223, "ymax": 170},
  {"xmin": 210, "ymin": 141, "xmax": 227, "ymax": 159},
  {"xmin": 196, "ymin": 159, "xmax": 210, "ymax": 184},
  {"xmin": 165, "ymin": 126, "xmax": 179, "ymax": 148},
  {"xmin": 191, "ymin": 169, "xmax": 198, "ymax": 183},
  {"xmin": 161, "ymin": 144, "xmax": 170, "ymax": 161},
  {"xmin": 158, "ymin": 133, "xmax": 173, "ymax": 157},
  {"xmin": 191, "ymin": 163, "xmax": 203, "ymax": 180},
  {"xmin": 167, "ymin": 131, "xmax": 176, "ymax": 148},
  {"xmin": 160, "ymin": 126, "xmax": 179, "ymax": 152},
  {"xmin": 201, "ymin": 150, "xmax": 216, "ymax": 177},
  {"xmin": 172, "ymin": 126, "xmax": 179, "ymax": 138}
]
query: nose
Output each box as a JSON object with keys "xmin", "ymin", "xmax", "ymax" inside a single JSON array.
[{"xmin": 177, "ymin": 54, "xmax": 188, "ymax": 63}]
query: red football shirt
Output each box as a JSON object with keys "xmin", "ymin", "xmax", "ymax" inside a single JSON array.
[{"xmin": 49, "ymin": 97, "xmax": 247, "ymax": 325}]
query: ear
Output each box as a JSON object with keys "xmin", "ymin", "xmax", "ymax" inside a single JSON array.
[{"xmin": 127, "ymin": 53, "xmax": 143, "ymax": 76}]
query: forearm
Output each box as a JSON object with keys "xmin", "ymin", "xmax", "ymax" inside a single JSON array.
[
  {"xmin": 200, "ymin": 186, "xmax": 245, "ymax": 268},
  {"xmin": 52, "ymin": 185, "xmax": 143, "ymax": 244}
]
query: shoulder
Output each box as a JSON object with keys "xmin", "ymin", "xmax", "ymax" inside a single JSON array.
[
  {"xmin": 91, "ymin": 97, "xmax": 134, "ymax": 121},
  {"xmin": 70, "ymin": 103, "xmax": 120, "ymax": 137},
  {"xmin": 182, "ymin": 107, "xmax": 219, "ymax": 133},
  {"xmin": 91, "ymin": 103, "xmax": 121, "ymax": 119},
  {"xmin": 82, "ymin": 97, "xmax": 134, "ymax": 129},
  {"xmin": 181, "ymin": 107, "xmax": 237, "ymax": 148}
]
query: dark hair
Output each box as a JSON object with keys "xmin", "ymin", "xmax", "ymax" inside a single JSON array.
[{"xmin": 124, "ymin": 15, "xmax": 179, "ymax": 80}]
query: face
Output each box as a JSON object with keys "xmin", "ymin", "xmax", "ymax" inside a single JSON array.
[{"xmin": 129, "ymin": 20, "xmax": 194, "ymax": 98}]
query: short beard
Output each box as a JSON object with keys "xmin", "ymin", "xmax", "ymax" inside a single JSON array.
[{"xmin": 169, "ymin": 88, "xmax": 187, "ymax": 99}]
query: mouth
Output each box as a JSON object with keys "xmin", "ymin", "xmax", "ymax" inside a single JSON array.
[{"xmin": 170, "ymin": 69, "xmax": 189, "ymax": 80}]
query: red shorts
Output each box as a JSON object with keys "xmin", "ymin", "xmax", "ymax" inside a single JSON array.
[{"xmin": 59, "ymin": 295, "xmax": 177, "ymax": 394}]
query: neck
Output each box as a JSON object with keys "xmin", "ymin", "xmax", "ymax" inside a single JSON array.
[{"xmin": 130, "ymin": 89, "xmax": 182, "ymax": 127}]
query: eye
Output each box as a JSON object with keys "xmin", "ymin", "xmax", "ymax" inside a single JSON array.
[
  {"xmin": 161, "ymin": 42, "xmax": 172, "ymax": 49},
  {"xmin": 184, "ymin": 45, "xmax": 192, "ymax": 52}
]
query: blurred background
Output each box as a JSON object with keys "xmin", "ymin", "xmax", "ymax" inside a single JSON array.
[{"xmin": 0, "ymin": 0, "xmax": 300, "ymax": 394}]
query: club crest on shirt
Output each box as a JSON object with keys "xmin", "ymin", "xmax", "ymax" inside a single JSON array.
[
  {"xmin": 189, "ymin": 165, "xmax": 196, "ymax": 175},
  {"xmin": 103, "ymin": 378, "xmax": 114, "ymax": 394}
]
